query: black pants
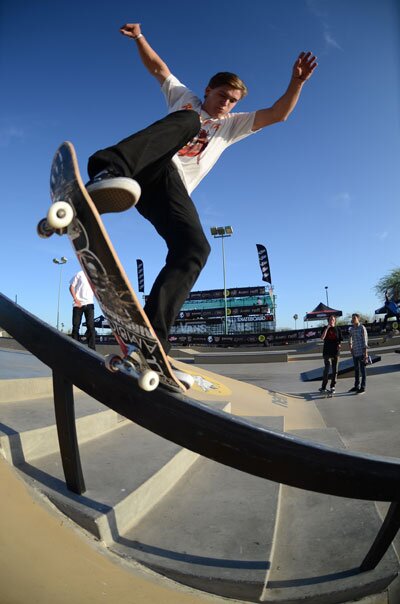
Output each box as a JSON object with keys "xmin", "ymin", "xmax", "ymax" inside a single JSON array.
[
  {"xmin": 322, "ymin": 355, "xmax": 339, "ymax": 389},
  {"xmin": 353, "ymin": 355, "xmax": 366, "ymax": 389},
  {"xmin": 72, "ymin": 304, "xmax": 96, "ymax": 350},
  {"xmin": 87, "ymin": 110, "xmax": 210, "ymax": 353}
]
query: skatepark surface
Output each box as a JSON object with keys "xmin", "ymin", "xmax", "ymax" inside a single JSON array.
[{"xmin": 1, "ymin": 344, "xmax": 399, "ymax": 603}]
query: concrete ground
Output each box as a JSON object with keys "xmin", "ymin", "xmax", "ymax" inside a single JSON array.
[
  {"xmin": 2, "ymin": 342, "xmax": 399, "ymax": 458},
  {"xmin": 0, "ymin": 347, "xmax": 51, "ymax": 379},
  {"xmin": 196, "ymin": 351, "xmax": 400, "ymax": 459},
  {"xmin": 0, "ymin": 345, "xmax": 399, "ymax": 603}
]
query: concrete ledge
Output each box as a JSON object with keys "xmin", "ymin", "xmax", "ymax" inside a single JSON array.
[
  {"xmin": 0, "ymin": 376, "xmax": 91, "ymax": 403},
  {"xmin": 0, "ymin": 377, "xmax": 54, "ymax": 402},
  {"xmin": 0, "ymin": 408, "xmax": 125, "ymax": 464}
]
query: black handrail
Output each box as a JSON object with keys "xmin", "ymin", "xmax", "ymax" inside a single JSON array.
[{"xmin": 1, "ymin": 291, "xmax": 400, "ymax": 572}]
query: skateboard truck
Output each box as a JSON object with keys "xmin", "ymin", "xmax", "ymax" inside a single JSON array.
[
  {"xmin": 104, "ymin": 345, "xmax": 160, "ymax": 392},
  {"xmin": 37, "ymin": 201, "xmax": 74, "ymax": 237}
]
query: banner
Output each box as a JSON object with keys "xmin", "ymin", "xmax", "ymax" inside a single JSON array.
[
  {"xmin": 136, "ymin": 259, "xmax": 145, "ymax": 293},
  {"xmin": 175, "ymin": 305, "xmax": 273, "ymax": 323},
  {"xmin": 187, "ymin": 286, "xmax": 266, "ymax": 301},
  {"xmin": 256, "ymin": 244, "xmax": 272, "ymax": 284}
]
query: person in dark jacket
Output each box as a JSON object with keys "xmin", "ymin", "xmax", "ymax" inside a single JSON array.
[{"xmin": 319, "ymin": 315, "xmax": 342, "ymax": 394}]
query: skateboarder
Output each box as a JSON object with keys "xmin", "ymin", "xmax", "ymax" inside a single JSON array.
[
  {"xmin": 319, "ymin": 315, "xmax": 342, "ymax": 395},
  {"xmin": 86, "ymin": 22, "xmax": 317, "ymax": 357},
  {"xmin": 69, "ymin": 270, "xmax": 96, "ymax": 350}
]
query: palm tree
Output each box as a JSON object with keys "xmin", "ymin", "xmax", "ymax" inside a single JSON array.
[{"xmin": 375, "ymin": 268, "xmax": 400, "ymax": 302}]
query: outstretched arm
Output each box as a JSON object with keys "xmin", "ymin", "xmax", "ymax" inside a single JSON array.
[
  {"xmin": 120, "ymin": 23, "xmax": 171, "ymax": 84},
  {"xmin": 252, "ymin": 52, "xmax": 317, "ymax": 131}
]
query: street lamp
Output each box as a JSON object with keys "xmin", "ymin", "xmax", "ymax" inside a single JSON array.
[
  {"xmin": 210, "ymin": 226, "xmax": 233, "ymax": 335},
  {"xmin": 325, "ymin": 286, "xmax": 329, "ymax": 306},
  {"xmin": 293, "ymin": 313, "xmax": 298, "ymax": 329},
  {"xmin": 53, "ymin": 256, "xmax": 67, "ymax": 330}
]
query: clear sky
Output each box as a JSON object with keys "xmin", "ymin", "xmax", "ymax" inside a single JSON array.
[{"xmin": 1, "ymin": 0, "xmax": 399, "ymax": 331}]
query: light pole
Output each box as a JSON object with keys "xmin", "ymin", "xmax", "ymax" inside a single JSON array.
[
  {"xmin": 325, "ymin": 286, "xmax": 329, "ymax": 306},
  {"xmin": 293, "ymin": 314, "xmax": 298, "ymax": 329},
  {"xmin": 210, "ymin": 226, "xmax": 233, "ymax": 335},
  {"xmin": 269, "ymin": 285, "xmax": 277, "ymax": 331},
  {"xmin": 53, "ymin": 256, "xmax": 67, "ymax": 330}
]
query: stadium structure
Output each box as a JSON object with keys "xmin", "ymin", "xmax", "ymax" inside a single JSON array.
[{"xmin": 168, "ymin": 285, "xmax": 276, "ymax": 347}]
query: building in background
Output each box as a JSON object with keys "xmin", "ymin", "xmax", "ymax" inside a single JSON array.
[
  {"xmin": 92, "ymin": 285, "xmax": 278, "ymax": 347},
  {"xmin": 169, "ymin": 285, "xmax": 276, "ymax": 340}
]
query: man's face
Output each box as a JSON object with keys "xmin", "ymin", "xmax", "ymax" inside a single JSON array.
[
  {"xmin": 328, "ymin": 316, "xmax": 335, "ymax": 326},
  {"xmin": 202, "ymin": 85, "xmax": 242, "ymax": 118},
  {"xmin": 352, "ymin": 315, "xmax": 360, "ymax": 326}
]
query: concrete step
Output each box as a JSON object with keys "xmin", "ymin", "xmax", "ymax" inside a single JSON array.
[
  {"xmin": 0, "ymin": 376, "xmax": 53, "ymax": 402},
  {"xmin": 111, "ymin": 416, "xmax": 284, "ymax": 602},
  {"xmin": 0, "ymin": 391, "xmax": 126, "ymax": 463},
  {"xmin": 17, "ymin": 401, "xmax": 230, "ymax": 545},
  {"xmin": 263, "ymin": 427, "xmax": 398, "ymax": 604}
]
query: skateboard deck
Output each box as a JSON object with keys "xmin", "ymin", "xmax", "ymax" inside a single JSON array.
[{"xmin": 39, "ymin": 141, "xmax": 184, "ymax": 393}]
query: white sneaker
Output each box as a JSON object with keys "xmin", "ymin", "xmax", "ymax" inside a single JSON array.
[{"xmin": 86, "ymin": 172, "xmax": 141, "ymax": 214}]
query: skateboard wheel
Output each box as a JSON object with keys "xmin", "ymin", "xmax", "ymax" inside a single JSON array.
[
  {"xmin": 37, "ymin": 217, "xmax": 54, "ymax": 238},
  {"xmin": 138, "ymin": 369, "xmax": 159, "ymax": 392},
  {"xmin": 47, "ymin": 201, "xmax": 74, "ymax": 229},
  {"xmin": 104, "ymin": 354, "xmax": 122, "ymax": 373}
]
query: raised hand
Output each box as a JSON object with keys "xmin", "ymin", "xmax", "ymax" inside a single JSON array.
[
  {"xmin": 120, "ymin": 23, "xmax": 142, "ymax": 39},
  {"xmin": 293, "ymin": 51, "xmax": 318, "ymax": 82}
]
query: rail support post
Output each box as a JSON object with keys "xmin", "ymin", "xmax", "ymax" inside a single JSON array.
[
  {"xmin": 52, "ymin": 371, "xmax": 86, "ymax": 494},
  {"xmin": 360, "ymin": 501, "xmax": 400, "ymax": 571}
]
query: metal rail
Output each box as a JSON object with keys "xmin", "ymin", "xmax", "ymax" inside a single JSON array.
[{"xmin": 1, "ymin": 291, "xmax": 399, "ymax": 571}]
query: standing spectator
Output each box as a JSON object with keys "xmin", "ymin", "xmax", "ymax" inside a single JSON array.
[
  {"xmin": 319, "ymin": 315, "xmax": 342, "ymax": 395},
  {"xmin": 69, "ymin": 270, "xmax": 96, "ymax": 350},
  {"xmin": 348, "ymin": 313, "xmax": 368, "ymax": 394}
]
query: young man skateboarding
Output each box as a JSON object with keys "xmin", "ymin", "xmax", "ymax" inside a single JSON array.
[{"xmin": 86, "ymin": 22, "xmax": 317, "ymax": 359}]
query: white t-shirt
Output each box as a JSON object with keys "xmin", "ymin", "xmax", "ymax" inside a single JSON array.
[
  {"xmin": 70, "ymin": 271, "xmax": 94, "ymax": 306},
  {"xmin": 162, "ymin": 74, "xmax": 258, "ymax": 194}
]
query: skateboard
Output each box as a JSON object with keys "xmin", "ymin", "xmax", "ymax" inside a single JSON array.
[
  {"xmin": 319, "ymin": 389, "xmax": 335, "ymax": 398},
  {"xmin": 37, "ymin": 141, "xmax": 185, "ymax": 393}
]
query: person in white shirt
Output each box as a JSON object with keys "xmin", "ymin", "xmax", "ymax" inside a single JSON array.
[
  {"xmin": 69, "ymin": 270, "xmax": 96, "ymax": 350},
  {"xmin": 86, "ymin": 22, "xmax": 317, "ymax": 354}
]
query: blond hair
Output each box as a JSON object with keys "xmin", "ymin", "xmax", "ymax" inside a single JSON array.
[{"xmin": 207, "ymin": 72, "xmax": 248, "ymax": 98}]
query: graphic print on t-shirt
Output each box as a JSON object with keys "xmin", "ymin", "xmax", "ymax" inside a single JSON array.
[
  {"xmin": 178, "ymin": 123, "xmax": 221, "ymax": 161},
  {"xmin": 177, "ymin": 102, "xmax": 221, "ymax": 162}
]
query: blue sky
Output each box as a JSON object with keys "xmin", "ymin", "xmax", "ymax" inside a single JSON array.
[{"xmin": 1, "ymin": 0, "xmax": 399, "ymax": 331}]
